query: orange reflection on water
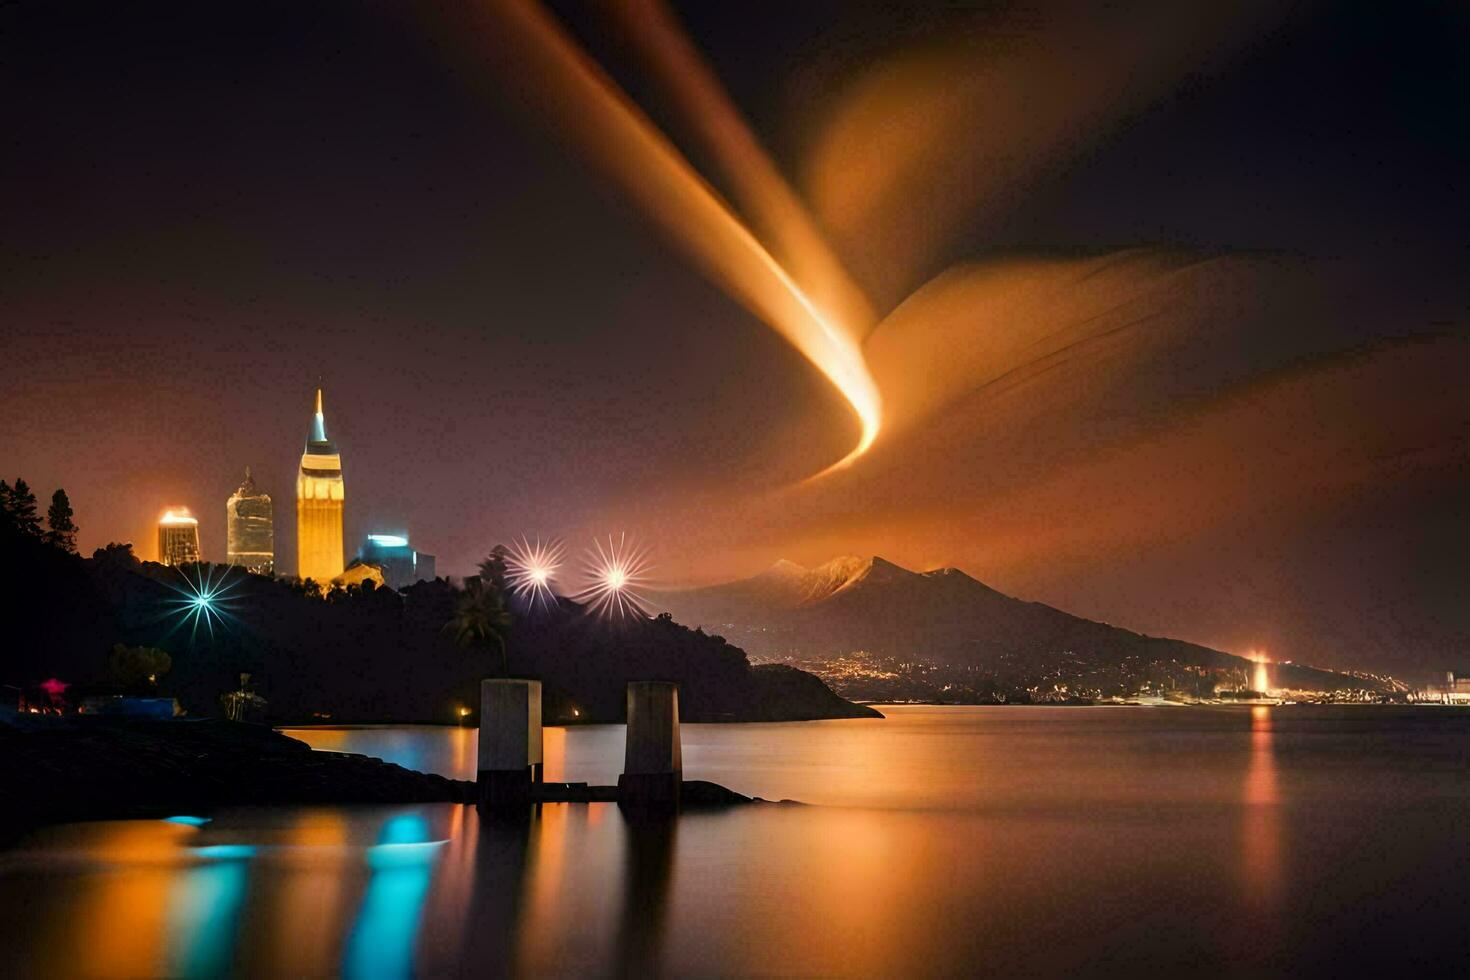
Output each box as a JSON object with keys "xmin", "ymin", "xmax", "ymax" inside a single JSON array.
[
  {"xmin": 517, "ymin": 804, "xmax": 572, "ymax": 968},
  {"xmin": 265, "ymin": 811, "xmax": 351, "ymax": 977},
  {"xmin": 541, "ymin": 725, "xmax": 568, "ymax": 783},
  {"xmin": 41, "ymin": 822, "xmax": 189, "ymax": 978},
  {"xmin": 450, "ymin": 725, "xmax": 473, "ymax": 778},
  {"xmin": 795, "ymin": 809, "xmax": 899, "ymax": 968},
  {"xmin": 417, "ymin": 804, "xmax": 479, "ymax": 965},
  {"xmin": 1241, "ymin": 706, "xmax": 1283, "ymax": 914}
]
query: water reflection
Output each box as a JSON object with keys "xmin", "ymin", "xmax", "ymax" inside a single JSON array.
[
  {"xmin": 11, "ymin": 709, "xmax": 1470, "ymax": 977},
  {"xmin": 1240, "ymin": 705, "xmax": 1284, "ymax": 946},
  {"xmin": 166, "ymin": 849, "xmax": 251, "ymax": 977},
  {"xmin": 261, "ymin": 811, "xmax": 351, "ymax": 977},
  {"xmin": 67, "ymin": 824, "xmax": 179, "ymax": 977},
  {"xmin": 615, "ymin": 813, "xmax": 677, "ymax": 977},
  {"xmin": 343, "ymin": 814, "xmax": 445, "ymax": 979},
  {"xmin": 454, "ymin": 808, "xmax": 535, "ymax": 972}
]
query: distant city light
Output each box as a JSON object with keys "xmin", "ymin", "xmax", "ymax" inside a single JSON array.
[
  {"xmin": 505, "ymin": 536, "xmax": 565, "ymax": 610},
  {"xmin": 1250, "ymin": 649, "xmax": 1271, "ymax": 694},
  {"xmin": 577, "ymin": 533, "xmax": 652, "ymax": 620}
]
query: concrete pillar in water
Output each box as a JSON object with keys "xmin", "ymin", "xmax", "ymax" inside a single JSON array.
[
  {"xmin": 619, "ymin": 681, "xmax": 681, "ymax": 807},
  {"xmin": 478, "ymin": 678, "xmax": 543, "ymax": 807}
]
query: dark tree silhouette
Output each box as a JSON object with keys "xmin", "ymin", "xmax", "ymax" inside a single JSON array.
[
  {"xmin": 449, "ymin": 573, "xmax": 512, "ymax": 676},
  {"xmin": 5, "ymin": 478, "xmax": 41, "ymax": 537},
  {"xmin": 479, "ymin": 546, "xmax": 511, "ymax": 591},
  {"xmin": 108, "ymin": 644, "xmax": 172, "ymax": 695},
  {"xmin": 45, "ymin": 489, "xmax": 78, "ymax": 553},
  {"xmin": 92, "ymin": 542, "xmax": 139, "ymax": 570}
]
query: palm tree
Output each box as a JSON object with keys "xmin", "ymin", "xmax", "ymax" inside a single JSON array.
[{"xmin": 449, "ymin": 574, "xmax": 512, "ymax": 676}]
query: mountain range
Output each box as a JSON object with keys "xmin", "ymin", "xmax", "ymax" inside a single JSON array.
[{"xmin": 653, "ymin": 556, "xmax": 1383, "ymax": 696}]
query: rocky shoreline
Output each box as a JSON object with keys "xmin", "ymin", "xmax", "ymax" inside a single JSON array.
[{"xmin": 0, "ymin": 716, "xmax": 763, "ymax": 835}]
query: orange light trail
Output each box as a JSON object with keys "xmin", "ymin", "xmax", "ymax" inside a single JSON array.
[{"xmin": 469, "ymin": 0, "xmax": 882, "ymax": 475}]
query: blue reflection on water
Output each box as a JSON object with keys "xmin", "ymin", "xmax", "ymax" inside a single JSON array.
[
  {"xmin": 167, "ymin": 847, "xmax": 252, "ymax": 978},
  {"xmin": 193, "ymin": 844, "xmax": 257, "ymax": 860},
  {"xmin": 343, "ymin": 813, "xmax": 446, "ymax": 980},
  {"xmin": 163, "ymin": 815, "xmax": 212, "ymax": 827}
]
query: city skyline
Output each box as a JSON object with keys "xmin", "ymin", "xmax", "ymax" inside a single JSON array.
[{"xmin": 2, "ymin": 1, "xmax": 1466, "ymax": 676}]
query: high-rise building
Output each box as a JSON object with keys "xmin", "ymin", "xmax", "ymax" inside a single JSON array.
[
  {"xmin": 157, "ymin": 508, "xmax": 202, "ymax": 566},
  {"xmin": 296, "ymin": 387, "xmax": 345, "ymax": 584},
  {"xmin": 358, "ymin": 533, "xmax": 437, "ymax": 589},
  {"xmin": 226, "ymin": 466, "xmax": 274, "ymax": 575}
]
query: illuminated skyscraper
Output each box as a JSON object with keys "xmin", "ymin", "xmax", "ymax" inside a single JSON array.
[
  {"xmin": 157, "ymin": 508, "xmax": 201, "ymax": 566},
  {"xmin": 358, "ymin": 533, "xmax": 437, "ymax": 589},
  {"xmin": 226, "ymin": 466, "xmax": 274, "ymax": 575},
  {"xmin": 296, "ymin": 387, "xmax": 345, "ymax": 584}
]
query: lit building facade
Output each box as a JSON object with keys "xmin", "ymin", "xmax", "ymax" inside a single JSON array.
[
  {"xmin": 332, "ymin": 559, "xmax": 387, "ymax": 590},
  {"xmin": 358, "ymin": 533, "xmax": 436, "ymax": 589},
  {"xmin": 157, "ymin": 508, "xmax": 202, "ymax": 566},
  {"xmin": 225, "ymin": 466, "xmax": 274, "ymax": 575},
  {"xmin": 296, "ymin": 388, "xmax": 345, "ymax": 584},
  {"xmin": 1429, "ymin": 671, "xmax": 1470, "ymax": 705}
]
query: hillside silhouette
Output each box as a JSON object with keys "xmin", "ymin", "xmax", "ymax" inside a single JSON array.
[
  {"xmin": 655, "ymin": 556, "xmax": 1381, "ymax": 694},
  {"xmin": 0, "ymin": 532, "xmax": 877, "ymax": 724}
]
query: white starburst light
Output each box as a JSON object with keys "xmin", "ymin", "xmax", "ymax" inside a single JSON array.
[{"xmin": 578, "ymin": 533, "xmax": 652, "ymax": 621}]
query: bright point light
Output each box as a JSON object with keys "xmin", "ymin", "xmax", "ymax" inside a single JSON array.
[
  {"xmin": 1249, "ymin": 649, "xmax": 1271, "ymax": 694},
  {"xmin": 577, "ymin": 533, "xmax": 652, "ymax": 621},
  {"xmin": 159, "ymin": 508, "xmax": 198, "ymax": 526},
  {"xmin": 505, "ymin": 536, "xmax": 565, "ymax": 611},
  {"xmin": 162, "ymin": 564, "xmax": 240, "ymax": 644}
]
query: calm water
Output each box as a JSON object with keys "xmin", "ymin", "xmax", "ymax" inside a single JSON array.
[{"xmin": 5, "ymin": 706, "xmax": 1470, "ymax": 977}]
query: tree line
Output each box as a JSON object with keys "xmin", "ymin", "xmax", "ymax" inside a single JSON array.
[{"xmin": 0, "ymin": 477, "xmax": 77, "ymax": 552}]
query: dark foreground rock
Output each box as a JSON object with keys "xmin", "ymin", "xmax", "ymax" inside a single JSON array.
[
  {"xmin": 0, "ymin": 716, "xmax": 472, "ymax": 832},
  {"xmin": 0, "ymin": 716, "xmax": 778, "ymax": 834},
  {"xmin": 679, "ymin": 779, "xmax": 799, "ymax": 807}
]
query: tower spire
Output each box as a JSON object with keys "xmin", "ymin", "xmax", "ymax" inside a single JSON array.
[
  {"xmin": 310, "ymin": 387, "xmax": 328, "ymax": 444},
  {"xmin": 298, "ymin": 383, "xmax": 345, "ymax": 584}
]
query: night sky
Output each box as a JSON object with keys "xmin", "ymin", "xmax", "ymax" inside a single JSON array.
[{"xmin": 2, "ymin": 1, "xmax": 1466, "ymax": 676}]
